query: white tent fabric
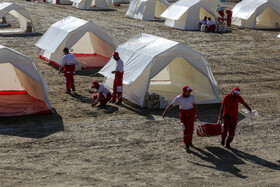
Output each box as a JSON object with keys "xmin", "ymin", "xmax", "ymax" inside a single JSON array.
[
  {"xmin": 0, "ymin": 2, "xmax": 35, "ymax": 32},
  {"xmin": 106, "ymin": 0, "xmax": 130, "ymax": 4},
  {"xmin": 232, "ymin": 0, "xmax": 280, "ymax": 29},
  {"xmin": 36, "ymin": 16, "xmax": 118, "ymax": 68},
  {"xmin": 46, "ymin": 0, "xmax": 72, "ymax": 4},
  {"xmin": 160, "ymin": 0, "xmax": 217, "ymax": 30},
  {"xmin": 71, "ymin": 0, "xmax": 108, "ymax": 9},
  {"xmin": 126, "ymin": 0, "xmax": 170, "ymax": 21},
  {"xmin": 99, "ymin": 33, "xmax": 220, "ymax": 107},
  {"xmin": 0, "ymin": 45, "xmax": 52, "ymax": 111},
  {"xmin": 201, "ymin": 0, "xmax": 220, "ymax": 9}
]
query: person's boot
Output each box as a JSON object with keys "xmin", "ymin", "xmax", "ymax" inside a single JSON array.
[
  {"xmin": 185, "ymin": 146, "xmax": 190, "ymax": 153},
  {"xmin": 221, "ymin": 139, "xmax": 225, "ymax": 146},
  {"xmin": 226, "ymin": 143, "xmax": 231, "ymax": 149}
]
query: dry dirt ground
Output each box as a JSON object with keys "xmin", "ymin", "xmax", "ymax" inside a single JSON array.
[{"xmin": 0, "ymin": 1, "xmax": 280, "ymax": 186}]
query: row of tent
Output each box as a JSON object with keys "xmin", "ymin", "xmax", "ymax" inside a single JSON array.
[
  {"xmin": 1, "ymin": 0, "xmax": 279, "ymax": 35},
  {"xmin": 1, "ymin": 0, "xmax": 279, "ymax": 117},
  {"xmin": 37, "ymin": 0, "xmax": 129, "ymax": 9},
  {"xmin": 1, "ymin": 15, "xmax": 220, "ymax": 117},
  {"xmin": 44, "ymin": 0, "xmax": 280, "ymax": 30},
  {"xmin": 127, "ymin": 0, "xmax": 280, "ymax": 30},
  {"xmin": 36, "ymin": 16, "xmax": 220, "ymax": 107}
]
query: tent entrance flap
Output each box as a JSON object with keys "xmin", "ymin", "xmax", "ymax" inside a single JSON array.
[
  {"xmin": 0, "ymin": 93, "xmax": 51, "ymax": 117},
  {"xmin": 0, "ymin": 63, "xmax": 24, "ymax": 91},
  {"xmin": 199, "ymin": 7, "xmax": 215, "ymax": 22},
  {"xmin": 70, "ymin": 32, "xmax": 111, "ymax": 69},
  {"xmin": 0, "ymin": 63, "xmax": 50, "ymax": 117},
  {"xmin": 255, "ymin": 7, "xmax": 280, "ymax": 29},
  {"xmin": 148, "ymin": 57, "xmax": 218, "ymax": 104}
]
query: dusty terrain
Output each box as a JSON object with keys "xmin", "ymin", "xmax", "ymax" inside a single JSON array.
[{"xmin": 0, "ymin": 1, "xmax": 279, "ymax": 186}]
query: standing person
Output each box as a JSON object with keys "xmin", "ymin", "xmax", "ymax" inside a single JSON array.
[
  {"xmin": 90, "ymin": 81, "xmax": 112, "ymax": 107},
  {"xmin": 218, "ymin": 87, "xmax": 252, "ymax": 149},
  {"xmin": 162, "ymin": 86, "xmax": 199, "ymax": 153},
  {"xmin": 59, "ymin": 47, "xmax": 76, "ymax": 93},
  {"xmin": 111, "ymin": 52, "xmax": 124, "ymax": 104},
  {"xmin": 226, "ymin": 10, "xmax": 232, "ymax": 27},
  {"xmin": 206, "ymin": 17, "xmax": 216, "ymax": 32},
  {"xmin": 216, "ymin": 5, "xmax": 224, "ymax": 22}
]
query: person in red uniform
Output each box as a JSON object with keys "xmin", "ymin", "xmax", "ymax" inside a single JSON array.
[
  {"xmin": 226, "ymin": 10, "xmax": 232, "ymax": 27},
  {"xmin": 216, "ymin": 5, "xmax": 224, "ymax": 22},
  {"xmin": 90, "ymin": 81, "xmax": 112, "ymax": 107},
  {"xmin": 218, "ymin": 87, "xmax": 252, "ymax": 149},
  {"xmin": 162, "ymin": 86, "xmax": 199, "ymax": 153},
  {"xmin": 206, "ymin": 17, "xmax": 216, "ymax": 32},
  {"xmin": 59, "ymin": 47, "xmax": 76, "ymax": 93},
  {"xmin": 111, "ymin": 52, "xmax": 124, "ymax": 104}
]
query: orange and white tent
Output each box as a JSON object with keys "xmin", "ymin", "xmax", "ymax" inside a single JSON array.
[
  {"xmin": 36, "ymin": 16, "xmax": 118, "ymax": 69},
  {"xmin": 232, "ymin": 0, "xmax": 280, "ymax": 29},
  {"xmin": 0, "ymin": 2, "xmax": 36, "ymax": 33},
  {"xmin": 126, "ymin": 0, "xmax": 170, "ymax": 21},
  {"xmin": 0, "ymin": 46, "xmax": 52, "ymax": 117},
  {"xmin": 71, "ymin": 0, "xmax": 109, "ymax": 9},
  {"xmin": 99, "ymin": 33, "xmax": 220, "ymax": 107}
]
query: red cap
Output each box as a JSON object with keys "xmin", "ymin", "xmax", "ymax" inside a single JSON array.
[
  {"xmin": 91, "ymin": 81, "xmax": 99, "ymax": 88},
  {"xmin": 111, "ymin": 51, "xmax": 119, "ymax": 57},
  {"xmin": 233, "ymin": 87, "xmax": 240, "ymax": 94},
  {"xmin": 183, "ymin": 86, "xmax": 193, "ymax": 92}
]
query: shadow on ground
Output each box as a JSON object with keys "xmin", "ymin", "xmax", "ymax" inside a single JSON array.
[
  {"xmin": 0, "ymin": 108, "xmax": 64, "ymax": 138},
  {"xmin": 75, "ymin": 68, "xmax": 103, "ymax": 77},
  {"xmin": 231, "ymin": 148, "xmax": 280, "ymax": 170},
  {"xmin": 190, "ymin": 146, "xmax": 247, "ymax": 178},
  {"xmin": 189, "ymin": 146, "xmax": 280, "ymax": 178},
  {"xmin": 0, "ymin": 32, "xmax": 43, "ymax": 37}
]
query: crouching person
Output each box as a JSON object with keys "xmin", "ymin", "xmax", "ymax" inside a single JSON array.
[
  {"xmin": 206, "ymin": 17, "xmax": 216, "ymax": 32},
  {"xmin": 90, "ymin": 81, "xmax": 112, "ymax": 107}
]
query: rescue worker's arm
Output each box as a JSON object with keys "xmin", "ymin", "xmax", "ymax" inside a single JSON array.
[
  {"xmin": 92, "ymin": 94, "xmax": 100, "ymax": 106},
  {"xmin": 218, "ymin": 104, "xmax": 225, "ymax": 123},
  {"xmin": 162, "ymin": 104, "xmax": 174, "ymax": 118},
  {"xmin": 89, "ymin": 89, "xmax": 98, "ymax": 93},
  {"xmin": 242, "ymin": 102, "xmax": 252, "ymax": 113},
  {"xmin": 59, "ymin": 57, "xmax": 66, "ymax": 74},
  {"xmin": 193, "ymin": 103, "xmax": 199, "ymax": 120},
  {"xmin": 58, "ymin": 66, "xmax": 63, "ymax": 73}
]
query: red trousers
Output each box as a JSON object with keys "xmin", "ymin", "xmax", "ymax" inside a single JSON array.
[
  {"xmin": 180, "ymin": 108, "xmax": 195, "ymax": 146},
  {"xmin": 112, "ymin": 72, "xmax": 123, "ymax": 102},
  {"xmin": 207, "ymin": 25, "xmax": 216, "ymax": 32},
  {"xmin": 93, "ymin": 92, "xmax": 111, "ymax": 105},
  {"xmin": 64, "ymin": 72, "xmax": 75, "ymax": 92},
  {"xmin": 221, "ymin": 114, "xmax": 238, "ymax": 144},
  {"xmin": 218, "ymin": 11, "xmax": 224, "ymax": 22},
  {"xmin": 227, "ymin": 18, "xmax": 232, "ymax": 27}
]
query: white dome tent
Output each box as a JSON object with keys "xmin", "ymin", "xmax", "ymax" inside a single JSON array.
[
  {"xmin": 71, "ymin": 0, "xmax": 109, "ymax": 9},
  {"xmin": 36, "ymin": 16, "xmax": 118, "ymax": 69},
  {"xmin": 46, "ymin": 0, "xmax": 72, "ymax": 4},
  {"xmin": 0, "ymin": 2, "xmax": 36, "ymax": 34},
  {"xmin": 126, "ymin": 0, "xmax": 170, "ymax": 21},
  {"xmin": 232, "ymin": 0, "xmax": 280, "ymax": 29},
  {"xmin": 0, "ymin": 45, "xmax": 52, "ymax": 117},
  {"xmin": 99, "ymin": 33, "xmax": 220, "ymax": 107},
  {"xmin": 160, "ymin": 0, "xmax": 217, "ymax": 30}
]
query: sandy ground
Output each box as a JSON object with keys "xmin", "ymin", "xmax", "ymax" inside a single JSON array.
[{"xmin": 0, "ymin": 1, "xmax": 280, "ymax": 186}]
